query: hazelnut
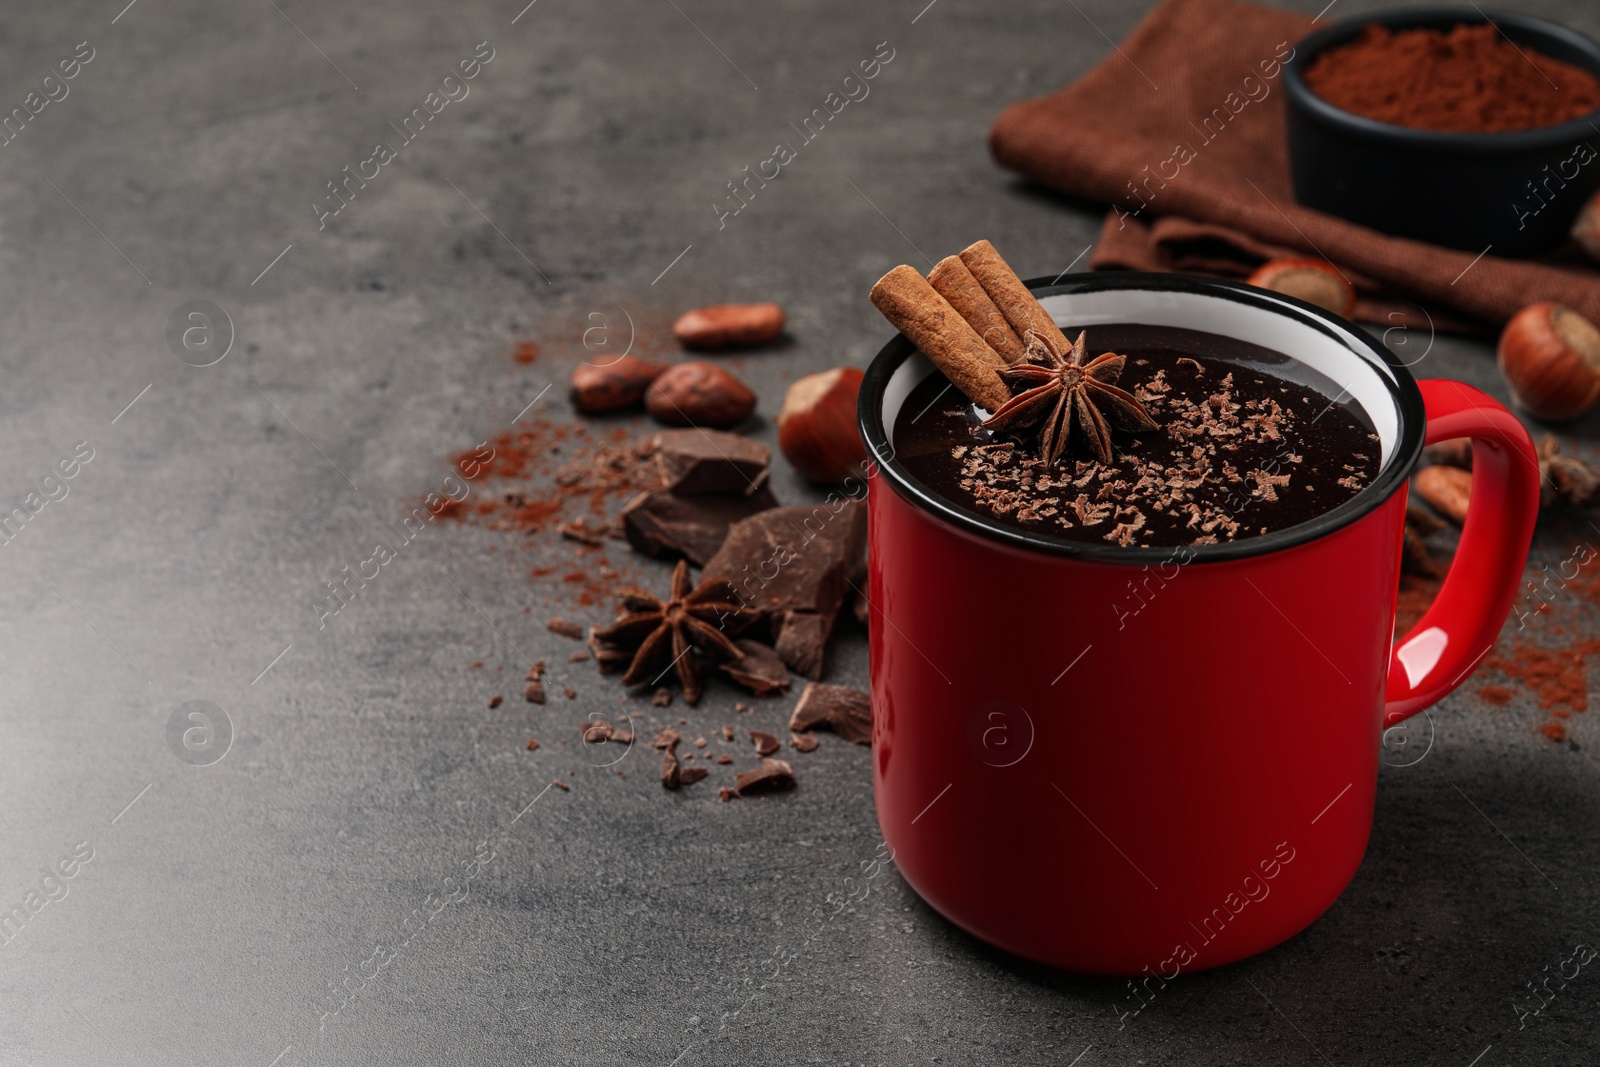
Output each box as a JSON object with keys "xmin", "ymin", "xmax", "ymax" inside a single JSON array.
[
  {"xmin": 569, "ymin": 355, "xmax": 667, "ymax": 414},
  {"xmin": 1496, "ymin": 302, "xmax": 1600, "ymax": 421},
  {"xmin": 1412, "ymin": 465, "xmax": 1471, "ymax": 525},
  {"xmin": 645, "ymin": 361, "xmax": 756, "ymax": 428},
  {"xmin": 778, "ymin": 367, "xmax": 866, "ymax": 483},
  {"xmin": 1572, "ymin": 190, "xmax": 1600, "ymax": 263},
  {"xmin": 673, "ymin": 303, "xmax": 785, "ymax": 350},
  {"xmin": 1245, "ymin": 258, "xmax": 1357, "ymax": 318}
]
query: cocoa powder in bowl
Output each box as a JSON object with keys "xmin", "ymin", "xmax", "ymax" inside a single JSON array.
[{"xmin": 1304, "ymin": 22, "xmax": 1600, "ymax": 133}]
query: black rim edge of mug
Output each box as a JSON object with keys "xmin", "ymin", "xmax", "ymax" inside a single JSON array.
[
  {"xmin": 1282, "ymin": 6, "xmax": 1600, "ymax": 151},
  {"xmin": 856, "ymin": 271, "xmax": 1428, "ymax": 566}
]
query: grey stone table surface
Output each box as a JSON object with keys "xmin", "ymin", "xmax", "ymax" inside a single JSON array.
[{"xmin": 3, "ymin": 0, "xmax": 1599, "ymax": 1063}]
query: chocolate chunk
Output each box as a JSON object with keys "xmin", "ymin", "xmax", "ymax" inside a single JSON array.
[
  {"xmin": 581, "ymin": 720, "xmax": 614, "ymax": 743},
  {"xmin": 789, "ymin": 732, "xmax": 818, "ymax": 752},
  {"xmin": 789, "ymin": 683, "xmax": 873, "ymax": 745},
  {"xmin": 524, "ymin": 680, "xmax": 545, "ymax": 704},
  {"xmin": 611, "ymin": 730, "xmax": 635, "ymax": 745},
  {"xmin": 652, "ymin": 727, "xmax": 682, "ymax": 752},
  {"xmin": 487, "ymin": 694, "xmax": 503, "ymax": 709},
  {"xmin": 701, "ymin": 502, "xmax": 867, "ymax": 678},
  {"xmin": 720, "ymin": 725, "xmax": 734, "ymax": 742},
  {"xmin": 528, "ymin": 660, "xmax": 546, "ymax": 679},
  {"xmin": 652, "ymin": 686, "xmax": 673, "ymax": 707},
  {"xmin": 589, "ymin": 628, "xmax": 633, "ymax": 673},
  {"xmin": 552, "ymin": 780, "xmax": 570, "ymax": 791},
  {"xmin": 719, "ymin": 639, "xmax": 792, "ymax": 696},
  {"xmin": 660, "ymin": 750, "xmax": 682, "ymax": 788},
  {"xmin": 679, "ymin": 766, "xmax": 710, "ymax": 785},
  {"xmin": 568, "ymin": 650, "xmax": 590, "ymax": 662},
  {"xmin": 750, "ymin": 730, "xmax": 779, "ymax": 756},
  {"xmin": 621, "ymin": 485, "xmax": 779, "ymax": 565},
  {"xmin": 735, "ymin": 702, "xmax": 750, "ymax": 713},
  {"xmin": 654, "ymin": 429, "xmax": 771, "ymax": 496},
  {"xmin": 694, "ymin": 736, "xmax": 708, "ymax": 748},
  {"xmin": 547, "ymin": 617, "xmax": 585, "ymax": 639},
  {"xmin": 735, "ymin": 758, "xmax": 796, "ymax": 795},
  {"xmin": 718, "ymin": 786, "xmax": 735, "ymax": 802},
  {"xmin": 716, "ymin": 754, "xmax": 733, "ymax": 764},
  {"xmin": 525, "ymin": 737, "xmax": 541, "ymax": 751},
  {"xmin": 563, "ymin": 687, "xmax": 577, "ymax": 700},
  {"xmin": 773, "ymin": 613, "xmax": 830, "ymax": 681}
]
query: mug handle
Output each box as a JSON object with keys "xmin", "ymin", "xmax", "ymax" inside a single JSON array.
[{"xmin": 1384, "ymin": 380, "xmax": 1540, "ymax": 726}]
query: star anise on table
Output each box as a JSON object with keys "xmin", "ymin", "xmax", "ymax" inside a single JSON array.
[
  {"xmin": 592, "ymin": 559, "xmax": 746, "ymax": 705},
  {"xmin": 983, "ymin": 329, "xmax": 1159, "ymax": 464}
]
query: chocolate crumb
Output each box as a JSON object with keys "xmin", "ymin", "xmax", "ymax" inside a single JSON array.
[
  {"xmin": 660, "ymin": 750, "xmax": 682, "ymax": 788},
  {"xmin": 720, "ymin": 725, "xmax": 734, "ymax": 742},
  {"xmin": 680, "ymin": 766, "xmax": 710, "ymax": 785},
  {"xmin": 789, "ymin": 732, "xmax": 818, "ymax": 752},
  {"xmin": 487, "ymin": 694, "xmax": 504, "ymax": 709},
  {"xmin": 652, "ymin": 687, "xmax": 673, "ymax": 707},
  {"xmin": 547, "ymin": 617, "xmax": 585, "ymax": 639},
  {"xmin": 527, "ymin": 660, "xmax": 546, "ymax": 680},
  {"xmin": 581, "ymin": 721, "xmax": 614, "ymax": 743},
  {"xmin": 563, "ymin": 687, "xmax": 577, "ymax": 700},
  {"xmin": 552, "ymin": 780, "xmax": 570, "ymax": 792},
  {"xmin": 524, "ymin": 680, "xmax": 545, "ymax": 704},
  {"xmin": 652, "ymin": 728, "xmax": 682, "ymax": 751},
  {"xmin": 750, "ymin": 730, "xmax": 780, "ymax": 756},
  {"xmin": 719, "ymin": 786, "xmax": 736, "ymax": 802},
  {"xmin": 525, "ymin": 737, "xmax": 541, "ymax": 751},
  {"xmin": 694, "ymin": 736, "xmax": 708, "ymax": 748},
  {"xmin": 716, "ymin": 754, "xmax": 734, "ymax": 765},
  {"xmin": 568, "ymin": 650, "xmax": 590, "ymax": 663}
]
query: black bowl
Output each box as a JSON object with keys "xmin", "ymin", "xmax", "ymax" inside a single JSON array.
[{"xmin": 1283, "ymin": 7, "xmax": 1600, "ymax": 257}]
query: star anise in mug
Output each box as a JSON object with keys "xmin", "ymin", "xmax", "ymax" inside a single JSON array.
[
  {"xmin": 983, "ymin": 329, "xmax": 1159, "ymax": 464},
  {"xmin": 593, "ymin": 559, "xmax": 746, "ymax": 705}
]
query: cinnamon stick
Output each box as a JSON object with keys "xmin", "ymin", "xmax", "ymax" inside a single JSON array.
[
  {"xmin": 958, "ymin": 239, "xmax": 1071, "ymax": 356},
  {"xmin": 928, "ymin": 255, "xmax": 1026, "ymax": 363},
  {"xmin": 869, "ymin": 265, "xmax": 1012, "ymax": 413}
]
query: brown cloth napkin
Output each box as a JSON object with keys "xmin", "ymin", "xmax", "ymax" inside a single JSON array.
[{"xmin": 988, "ymin": 0, "xmax": 1600, "ymax": 331}]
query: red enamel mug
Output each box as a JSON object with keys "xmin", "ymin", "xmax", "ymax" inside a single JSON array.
[{"xmin": 858, "ymin": 273, "xmax": 1539, "ymax": 975}]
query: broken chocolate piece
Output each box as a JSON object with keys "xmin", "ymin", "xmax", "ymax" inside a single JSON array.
[
  {"xmin": 701, "ymin": 502, "xmax": 868, "ymax": 679},
  {"xmin": 524, "ymin": 680, "xmax": 545, "ymax": 704},
  {"xmin": 735, "ymin": 758, "xmax": 796, "ymax": 795},
  {"xmin": 552, "ymin": 780, "xmax": 570, "ymax": 791},
  {"xmin": 679, "ymin": 765, "xmax": 710, "ymax": 785},
  {"xmin": 718, "ymin": 786, "xmax": 735, "ymax": 802},
  {"xmin": 652, "ymin": 687, "xmax": 673, "ymax": 707},
  {"xmin": 621, "ymin": 485, "xmax": 779, "ymax": 566},
  {"xmin": 562, "ymin": 687, "xmax": 577, "ymax": 700},
  {"xmin": 547, "ymin": 618, "xmax": 585, "ymax": 639},
  {"xmin": 750, "ymin": 730, "xmax": 779, "ymax": 756},
  {"xmin": 581, "ymin": 720, "xmax": 614, "ymax": 743},
  {"xmin": 789, "ymin": 683, "xmax": 873, "ymax": 745},
  {"xmin": 694, "ymin": 736, "xmax": 707, "ymax": 748},
  {"xmin": 773, "ymin": 613, "xmax": 830, "ymax": 681},
  {"xmin": 588, "ymin": 628, "xmax": 633, "ymax": 673},
  {"xmin": 527, "ymin": 660, "xmax": 546, "ymax": 679},
  {"xmin": 789, "ymin": 732, "xmax": 818, "ymax": 752},
  {"xmin": 716, "ymin": 754, "xmax": 733, "ymax": 764},
  {"xmin": 652, "ymin": 728, "xmax": 682, "ymax": 752},
  {"xmin": 558, "ymin": 520, "xmax": 611, "ymax": 546},
  {"xmin": 568, "ymin": 650, "xmax": 590, "ymax": 662},
  {"xmin": 719, "ymin": 639, "xmax": 792, "ymax": 696},
  {"xmin": 487, "ymin": 694, "xmax": 503, "ymax": 709},
  {"xmin": 654, "ymin": 428, "xmax": 771, "ymax": 495},
  {"xmin": 720, "ymin": 725, "xmax": 734, "ymax": 742}
]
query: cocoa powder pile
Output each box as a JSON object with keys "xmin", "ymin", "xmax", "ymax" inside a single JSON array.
[{"xmin": 1304, "ymin": 22, "xmax": 1600, "ymax": 133}]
